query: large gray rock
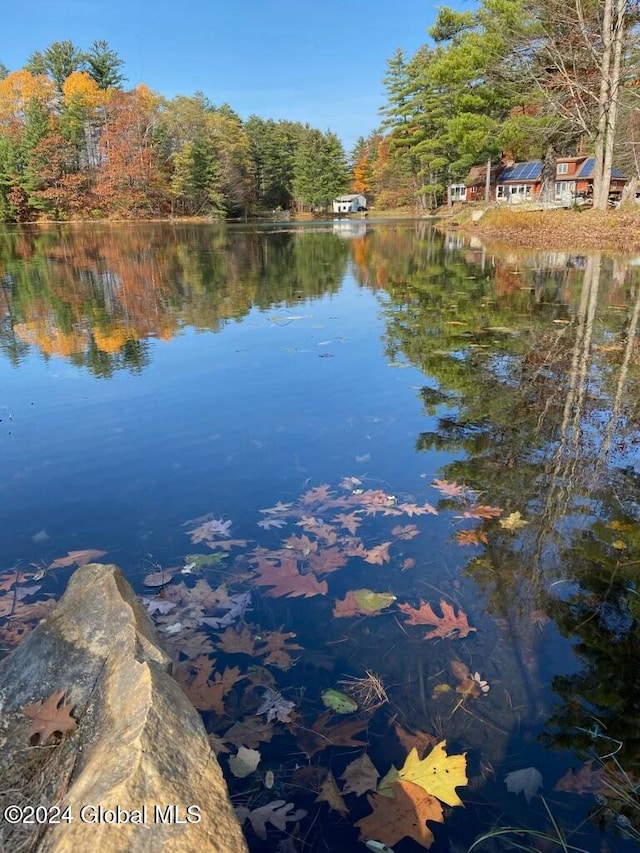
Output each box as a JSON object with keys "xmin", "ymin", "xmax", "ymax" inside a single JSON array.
[{"xmin": 0, "ymin": 564, "xmax": 248, "ymax": 853}]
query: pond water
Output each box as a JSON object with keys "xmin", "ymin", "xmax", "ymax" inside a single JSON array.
[{"xmin": 1, "ymin": 220, "xmax": 640, "ymax": 852}]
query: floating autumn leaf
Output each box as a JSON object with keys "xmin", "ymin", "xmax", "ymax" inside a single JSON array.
[
  {"xmin": 393, "ymin": 724, "xmax": 438, "ymax": 759},
  {"xmin": 186, "ymin": 517, "xmax": 232, "ymax": 545},
  {"xmin": 449, "ymin": 660, "xmax": 489, "ymax": 698},
  {"xmin": 260, "ymin": 501, "xmax": 293, "ymax": 515},
  {"xmin": 175, "ymin": 657, "xmax": 246, "ymax": 713},
  {"xmin": 291, "ymin": 765, "xmax": 328, "ymax": 793},
  {"xmin": 333, "ymin": 589, "xmax": 396, "ymax": 618},
  {"xmin": 257, "ymin": 517, "xmax": 287, "ymax": 530},
  {"xmin": 499, "ymin": 511, "xmax": 528, "ymax": 531},
  {"xmin": 23, "ymin": 690, "xmax": 76, "ymax": 744},
  {"xmin": 398, "ymin": 600, "xmax": 476, "ymax": 640},
  {"xmin": 316, "ymin": 771, "xmax": 348, "ymax": 816},
  {"xmin": 455, "ymin": 528, "xmax": 488, "ymax": 547},
  {"xmin": 236, "ymin": 800, "xmax": 307, "ymax": 841},
  {"xmin": 257, "ymin": 629, "xmax": 302, "ymax": 670},
  {"xmin": 309, "ymin": 547, "xmax": 348, "ymax": 575},
  {"xmin": 431, "ymin": 479, "xmax": 469, "ymax": 498},
  {"xmin": 335, "ymin": 511, "xmax": 362, "ymax": 535},
  {"xmin": 364, "ymin": 542, "xmax": 392, "ymax": 565},
  {"xmin": 505, "ymin": 767, "xmax": 543, "ymax": 803},
  {"xmin": 252, "ymin": 556, "xmax": 328, "ymax": 599},
  {"xmin": 397, "ymin": 741, "xmax": 467, "ymax": 807},
  {"xmin": 295, "ymin": 711, "xmax": 368, "ymax": 757},
  {"xmin": 455, "ymin": 505, "xmax": 502, "ymax": 520},
  {"xmin": 391, "ymin": 524, "xmax": 420, "ymax": 540},
  {"xmin": 321, "ymin": 688, "xmax": 358, "ymax": 714},
  {"xmin": 256, "ymin": 688, "xmax": 296, "ymax": 723},
  {"xmin": 283, "ymin": 533, "xmax": 317, "ymax": 555},
  {"xmin": 341, "ymin": 754, "xmax": 379, "ymax": 796},
  {"xmin": 356, "ymin": 780, "xmax": 444, "ymax": 850},
  {"xmin": 224, "ymin": 717, "xmax": 278, "ymax": 749},
  {"xmin": 215, "ymin": 625, "xmax": 258, "ymax": 656},
  {"xmin": 48, "ymin": 549, "xmax": 107, "ymax": 569},
  {"xmin": 144, "ymin": 568, "xmax": 178, "ymax": 587},
  {"xmin": 398, "ymin": 502, "xmax": 438, "ymax": 517},
  {"xmin": 301, "ymin": 484, "xmax": 333, "ymax": 504},
  {"xmin": 229, "ymin": 746, "xmax": 261, "ymax": 779},
  {"xmin": 554, "ymin": 761, "xmax": 604, "ymax": 795}
]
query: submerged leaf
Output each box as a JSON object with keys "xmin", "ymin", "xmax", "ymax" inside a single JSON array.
[
  {"xmin": 229, "ymin": 746, "xmax": 261, "ymax": 779},
  {"xmin": 356, "ymin": 781, "xmax": 444, "ymax": 849},
  {"xmin": 316, "ymin": 771, "xmax": 349, "ymax": 816},
  {"xmin": 333, "ymin": 589, "xmax": 396, "ymax": 618},
  {"xmin": 341, "ymin": 754, "xmax": 380, "ymax": 796},
  {"xmin": 321, "ymin": 688, "xmax": 358, "ymax": 714},
  {"xmin": 238, "ymin": 799, "xmax": 307, "ymax": 840},
  {"xmin": 505, "ymin": 767, "xmax": 543, "ymax": 802}
]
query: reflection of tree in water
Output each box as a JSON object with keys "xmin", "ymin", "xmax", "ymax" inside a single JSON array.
[
  {"xmin": 0, "ymin": 223, "xmax": 350, "ymax": 376},
  {"xmin": 374, "ymin": 231, "xmax": 640, "ymax": 836}
]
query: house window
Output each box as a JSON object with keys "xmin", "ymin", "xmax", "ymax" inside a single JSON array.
[
  {"xmin": 497, "ymin": 185, "xmax": 505, "ymax": 198},
  {"xmin": 555, "ymin": 181, "xmax": 576, "ymax": 200},
  {"xmin": 557, "ymin": 162, "xmax": 569, "ymax": 175}
]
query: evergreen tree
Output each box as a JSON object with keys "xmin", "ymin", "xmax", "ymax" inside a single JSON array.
[
  {"xmin": 26, "ymin": 41, "xmax": 86, "ymax": 93},
  {"xmin": 85, "ymin": 40, "xmax": 125, "ymax": 89},
  {"xmin": 293, "ymin": 128, "xmax": 349, "ymax": 210}
]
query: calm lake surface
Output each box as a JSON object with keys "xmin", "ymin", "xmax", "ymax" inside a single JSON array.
[{"xmin": 1, "ymin": 220, "xmax": 640, "ymax": 851}]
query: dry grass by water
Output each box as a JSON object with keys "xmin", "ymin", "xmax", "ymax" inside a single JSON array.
[{"xmin": 453, "ymin": 207, "xmax": 640, "ymax": 254}]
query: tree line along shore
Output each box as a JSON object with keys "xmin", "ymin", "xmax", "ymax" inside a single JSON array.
[{"xmin": 2, "ymin": 0, "xmax": 639, "ymax": 225}]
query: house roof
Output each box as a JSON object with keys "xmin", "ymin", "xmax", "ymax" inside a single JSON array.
[
  {"xmin": 575, "ymin": 157, "xmax": 625, "ymax": 180},
  {"xmin": 465, "ymin": 164, "xmax": 503, "ymax": 185},
  {"xmin": 499, "ymin": 161, "xmax": 543, "ymax": 182},
  {"xmin": 334, "ymin": 194, "xmax": 365, "ymax": 202}
]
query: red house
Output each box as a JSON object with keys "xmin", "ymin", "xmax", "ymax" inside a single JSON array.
[{"xmin": 457, "ymin": 156, "xmax": 626, "ymax": 204}]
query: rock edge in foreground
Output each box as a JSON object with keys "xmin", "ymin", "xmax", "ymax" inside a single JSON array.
[{"xmin": 0, "ymin": 563, "xmax": 248, "ymax": 853}]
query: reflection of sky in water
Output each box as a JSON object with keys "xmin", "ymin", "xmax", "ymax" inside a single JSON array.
[{"xmin": 0, "ymin": 275, "xmax": 452, "ymax": 570}]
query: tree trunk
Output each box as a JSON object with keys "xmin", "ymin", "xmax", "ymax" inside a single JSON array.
[
  {"xmin": 592, "ymin": 0, "xmax": 626, "ymax": 210},
  {"xmin": 485, "ymin": 156, "xmax": 491, "ymax": 203},
  {"xmin": 540, "ymin": 145, "xmax": 556, "ymax": 204}
]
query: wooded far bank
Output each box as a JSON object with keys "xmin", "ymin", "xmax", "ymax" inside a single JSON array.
[{"xmin": 1, "ymin": 0, "xmax": 639, "ymax": 222}]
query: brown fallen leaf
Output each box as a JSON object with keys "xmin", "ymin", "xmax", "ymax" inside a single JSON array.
[
  {"xmin": 363, "ymin": 542, "xmax": 392, "ymax": 565},
  {"xmin": 335, "ymin": 511, "xmax": 362, "ymax": 535},
  {"xmin": 257, "ymin": 630, "xmax": 303, "ymax": 670},
  {"xmin": 216, "ymin": 625, "xmax": 259, "ymax": 656},
  {"xmin": 224, "ymin": 717, "xmax": 279, "ymax": 749},
  {"xmin": 294, "ymin": 711, "xmax": 368, "ymax": 757},
  {"xmin": 48, "ymin": 549, "xmax": 107, "ymax": 569},
  {"xmin": 455, "ymin": 505, "xmax": 502, "ymax": 520},
  {"xmin": 252, "ymin": 557, "xmax": 328, "ymax": 599},
  {"xmin": 455, "ymin": 528, "xmax": 488, "ymax": 546},
  {"xmin": 309, "ymin": 547, "xmax": 348, "ymax": 575},
  {"xmin": 398, "ymin": 599, "xmax": 476, "ymax": 640},
  {"xmin": 356, "ymin": 780, "xmax": 444, "ymax": 849},
  {"xmin": 393, "ymin": 723, "xmax": 438, "ymax": 758},
  {"xmin": 391, "ymin": 524, "xmax": 420, "ymax": 540},
  {"xmin": 431, "ymin": 479, "xmax": 469, "ymax": 498},
  {"xmin": 23, "ymin": 690, "xmax": 76, "ymax": 744},
  {"xmin": 175, "ymin": 656, "xmax": 246, "ymax": 714},
  {"xmin": 341, "ymin": 753, "xmax": 379, "ymax": 796},
  {"xmin": 554, "ymin": 761, "xmax": 605, "ymax": 794},
  {"xmin": 316, "ymin": 771, "xmax": 349, "ymax": 816}
]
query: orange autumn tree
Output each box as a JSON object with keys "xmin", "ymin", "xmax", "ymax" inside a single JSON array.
[
  {"xmin": 94, "ymin": 85, "xmax": 168, "ymax": 217},
  {"xmin": 0, "ymin": 70, "xmax": 55, "ymax": 128}
]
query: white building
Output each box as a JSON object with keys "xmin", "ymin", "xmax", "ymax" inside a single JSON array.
[{"xmin": 332, "ymin": 194, "xmax": 367, "ymax": 214}]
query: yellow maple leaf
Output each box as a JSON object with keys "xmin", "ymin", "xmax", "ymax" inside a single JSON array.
[
  {"xmin": 398, "ymin": 741, "xmax": 467, "ymax": 807},
  {"xmin": 499, "ymin": 511, "xmax": 528, "ymax": 531}
]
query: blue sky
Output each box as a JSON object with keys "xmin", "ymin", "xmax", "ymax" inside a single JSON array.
[{"xmin": 1, "ymin": 0, "xmax": 456, "ymax": 152}]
